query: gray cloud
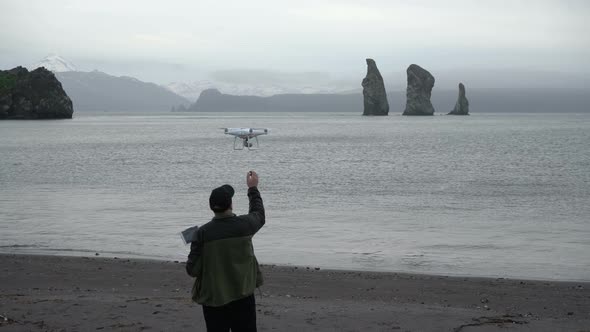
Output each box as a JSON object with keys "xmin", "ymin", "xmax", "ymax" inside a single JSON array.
[{"xmin": 1, "ymin": 0, "xmax": 588, "ymax": 83}]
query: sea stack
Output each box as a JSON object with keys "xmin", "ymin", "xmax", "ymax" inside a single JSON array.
[
  {"xmin": 448, "ymin": 82, "xmax": 469, "ymax": 115},
  {"xmin": 402, "ymin": 64, "xmax": 435, "ymax": 116},
  {"xmin": 361, "ymin": 59, "xmax": 389, "ymax": 116},
  {"xmin": 0, "ymin": 66, "xmax": 73, "ymax": 119}
]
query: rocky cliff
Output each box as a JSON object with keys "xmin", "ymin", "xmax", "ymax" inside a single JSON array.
[
  {"xmin": 0, "ymin": 66, "xmax": 73, "ymax": 119},
  {"xmin": 448, "ymin": 82, "xmax": 469, "ymax": 115},
  {"xmin": 361, "ymin": 59, "xmax": 389, "ymax": 116},
  {"xmin": 403, "ymin": 64, "xmax": 435, "ymax": 116}
]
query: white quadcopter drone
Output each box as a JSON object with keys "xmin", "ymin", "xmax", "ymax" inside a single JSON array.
[{"xmin": 222, "ymin": 127, "xmax": 269, "ymax": 150}]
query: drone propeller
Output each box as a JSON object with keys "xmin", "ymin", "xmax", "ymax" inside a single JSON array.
[{"xmin": 250, "ymin": 128, "xmax": 270, "ymax": 133}]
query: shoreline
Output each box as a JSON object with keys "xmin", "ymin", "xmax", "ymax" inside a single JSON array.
[
  {"xmin": 2, "ymin": 249, "xmax": 588, "ymax": 283},
  {"xmin": 1, "ymin": 254, "xmax": 588, "ymax": 331}
]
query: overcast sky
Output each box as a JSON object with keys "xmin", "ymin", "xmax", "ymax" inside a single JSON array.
[{"xmin": 1, "ymin": 0, "xmax": 588, "ymax": 83}]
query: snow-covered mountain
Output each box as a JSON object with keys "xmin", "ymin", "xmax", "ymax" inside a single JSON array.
[
  {"xmin": 30, "ymin": 54, "xmax": 77, "ymax": 72},
  {"xmin": 56, "ymin": 70, "xmax": 190, "ymax": 111},
  {"xmin": 23, "ymin": 55, "xmax": 190, "ymax": 111},
  {"xmin": 164, "ymin": 81, "xmax": 357, "ymax": 101}
]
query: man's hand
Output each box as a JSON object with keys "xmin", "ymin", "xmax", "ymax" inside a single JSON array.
[{"xmin": 247, "ymin": 170, "xmax": 259, "ymax": 188}]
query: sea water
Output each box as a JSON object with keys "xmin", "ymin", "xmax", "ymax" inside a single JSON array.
[{"xmin": 1, "ymin": 112, "xmax": 589, "ymax": 281}]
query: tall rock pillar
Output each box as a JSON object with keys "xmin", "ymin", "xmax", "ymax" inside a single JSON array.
[
  {"xmin": 402, "ymin": 64, "xmax": 435, "ymax": 116},
  {"xmin": 362, "ymin": 59, "xmax": 389, "ymax": 116},
  {"xmin": 448, "ymin": 82, "xmax": 470, "ymax": 115}
]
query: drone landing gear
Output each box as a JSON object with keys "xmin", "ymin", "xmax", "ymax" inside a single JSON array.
[{"xmin": 233, "ymin": 136, "xmax": 260, "ymax": 150}]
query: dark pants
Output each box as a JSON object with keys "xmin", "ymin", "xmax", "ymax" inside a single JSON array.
[{"xmin": 202, "ymin": 294, "xmax": 257, "ymax": 332}]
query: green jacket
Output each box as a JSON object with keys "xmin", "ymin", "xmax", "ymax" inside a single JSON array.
[{"xmin": 186, "ymin": 187, "xmax": 265, "ymax": 307}]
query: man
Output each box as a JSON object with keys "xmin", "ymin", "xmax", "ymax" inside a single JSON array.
[{"xmin": 186, "ymin": 170, "xmax": 265, "ymax": 332}]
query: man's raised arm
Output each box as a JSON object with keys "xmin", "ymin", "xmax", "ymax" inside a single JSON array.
[{"xmin": 246, "ymin": 170, "xmax": 265, "ymax": 231}]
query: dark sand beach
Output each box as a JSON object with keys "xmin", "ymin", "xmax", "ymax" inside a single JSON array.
[{"xmin": 0, "ymin": 254, "xmax": 588, "ymax": 331}]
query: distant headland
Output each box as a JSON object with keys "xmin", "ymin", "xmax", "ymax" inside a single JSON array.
[{"xmin": 0, "ymin": 66, "xmax": 73, "ymax": 120}]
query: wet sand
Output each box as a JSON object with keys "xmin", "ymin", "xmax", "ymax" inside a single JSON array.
[{"xmin": 0, "ymin": 254, "xmax": 588, "ymax": 331}]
